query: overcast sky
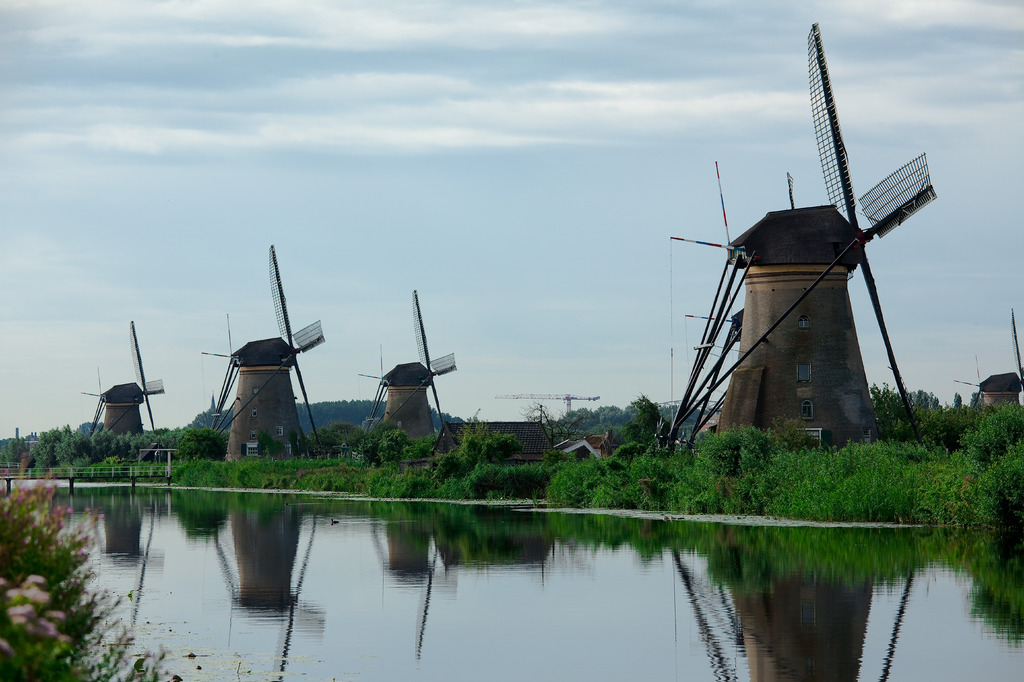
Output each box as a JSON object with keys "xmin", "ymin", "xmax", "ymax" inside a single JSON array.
[{"xmin": 1, "ymin": 0, "xmax": 1022, "ymax": 436}]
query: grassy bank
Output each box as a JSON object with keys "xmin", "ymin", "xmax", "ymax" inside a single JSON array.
[{"xmin": 167, "ymin": 405, "xmax": 1024, "ymax": 529}]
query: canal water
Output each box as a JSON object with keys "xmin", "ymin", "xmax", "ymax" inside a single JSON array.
[{"xmin": 54, "ymin": 485, "xmax": 1022, "ymax": 681}]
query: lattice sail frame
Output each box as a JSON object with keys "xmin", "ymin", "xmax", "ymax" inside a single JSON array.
[
  {"xmin": 269, "ymin": 245, "xmax": 291, "ymax": 341},
  {"xmin": 809, "ymin": 23, "xmax": 856, "ymax": 220},
  {"xmin": 1013, "ymin": 309, "xmax": 1023, "ymax": 387},
  {"xmin": 412, "ymin": 290, "xmax": 431, "ymax": 370},
  {"xmin": 430, "ymin": 352, "xmax": 457, "ymax": 376},
  {"xmin": 858, "ymin": 154, "xmax": 937, "ymax": 238}
]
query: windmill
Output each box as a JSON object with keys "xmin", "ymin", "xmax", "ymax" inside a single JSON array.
[
  {"xmin": 976, "ymin": 309, "xmax": 1024, "ymax": 406},
  {"xmin": 667, "ymin": 24, "xmax": 937, "ymax": 448},
  {"xmin": 85, "ymin": 323, "xmax": 164, "ymax": 436},
  {"xmin": 212, "ymin": 246, "xmax": 325, "ymax": 459},
  {"xmin": 367, "ymin": 290, "xmax": 456, "ymax": 437}
]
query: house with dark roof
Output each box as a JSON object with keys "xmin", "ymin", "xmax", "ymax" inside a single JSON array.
[{"xmin": 433, "ymin": 421, "xmax": 551, "ymax": 463}]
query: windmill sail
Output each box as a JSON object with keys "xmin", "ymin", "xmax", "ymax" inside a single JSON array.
[
  {"xmin": 268, "ymin": 245, "xmax": 323, "ymax": 451},
  {"xmin": 809, "ymin": 23, "xmax": 929, "ymax": 443},
  {"xmin": 859, "ymin": 154, "xmax": 937, "ymax": 238},
  {"xmin": 430, "ymin": 352, "xmax": 457, "ymax": 376},
  {"xmin": 130, "ymin": 321, "xmax": 161, "ymax": 431},
  {"xmin": 294, "ymin": 320, "xmax": 325, "ymax": 353},
  {"xmin": 1013, "ymin": 309, "xmax": 1023, "ymax": 389},
  {"xmin": 809, "ymin": 23, "xmax": 858, "ymax": 224}
]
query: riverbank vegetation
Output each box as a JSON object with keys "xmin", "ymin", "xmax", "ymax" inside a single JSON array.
[
  {"xmin": 8, "ymin": 390, "xmax": 1024, "ymax": 529},
  {"xmin": 0, "ymin": 486, "xmax": 162, "ymax": 681},
  {"xmin": 165, "ymin": 397, "xmax": 1024, "ymax": 529}
]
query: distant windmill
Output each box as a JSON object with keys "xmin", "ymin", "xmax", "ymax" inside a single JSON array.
[
  {"xmin": 668, "ymin": 24, "xmax": 937, "ymax": 448},
  {"xmin": 86, "ymin": 322, "xmax": 164, "ymax": 436},
  {"xmin": 976, "ymin": 309, "xmax": 1024, "ymax": 406},
  {"xmin": 212, "ymin": 246, "xmax": 325, "ymax": 459},
  {"xmin": 367, "ymin": 290, "xmax": 456, "ymax": 437}
]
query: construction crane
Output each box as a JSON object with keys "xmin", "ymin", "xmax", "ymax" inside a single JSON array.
[{"xmin": 495, "ymin": 394, "xmax": 600, "ymax": 413}]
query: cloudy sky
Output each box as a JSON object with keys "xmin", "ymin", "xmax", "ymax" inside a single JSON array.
[{"xmin": 1, "ymin": 0, "xmax": 1021, "ymax": 436}]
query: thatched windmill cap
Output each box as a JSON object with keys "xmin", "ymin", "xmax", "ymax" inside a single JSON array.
[
  {"xmin": 234, "ymin": 338, "xmax": 295, "ymax": 367},
  {"xmin": 731, "ymin": 205, "xmax": 860, "ymax": 268},
  {"xmin": 980, "ymin": 372, "xmax": 1022, "ymax": 394},
  {"xmin": 103, "ymin": 382, "xmax": 144, "ymax": 404},
  {"xmin": 384, "ymin": 362, "xmax": 431, "ymax": 387}
]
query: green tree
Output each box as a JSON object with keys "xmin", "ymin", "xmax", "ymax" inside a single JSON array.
[
  {"xmin": 177, "ymin": 428, "xmax": 227, "ymax": 461},
  {"xmin": 257, "ymin": 431, "xmax": 285, "ymax": 458},
  {"xmin": 317, "ymin": 421, "xmax": 366, "ymax": 457},
  {"xmin": 870, "ymin": 384, "xmax": 917, "ymax": 442},
  {"xmin": 620, "ymin": 395, "xmax": 663, "ymax": 446}
]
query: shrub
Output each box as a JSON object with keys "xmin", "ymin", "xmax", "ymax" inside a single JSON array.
[
  {"xmin": 979, "ymin": 444, "xmax": 1024, "ymax": 529},
  {"xmin": 963, "ymin": 404, "xmax": 1024, "ymax": 465},
  {"xmin": 697, "ymin": 426, "xmax": 777, "ymax": 478},
  {"xmin": 177, "ymin": 428, "xmax": 227, "ymax": 461},
  {"xmin": 0, "ymin": 485, "xmax": 162, "ymax": 681}
]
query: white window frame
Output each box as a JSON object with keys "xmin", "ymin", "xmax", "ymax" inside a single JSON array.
[{"xmin": 245, "ymin": 442, "xmax": 259, "ymax": 457}]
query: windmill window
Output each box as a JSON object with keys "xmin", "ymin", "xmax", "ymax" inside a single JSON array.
[
  {"xmin": 252, "ymin": 387, "xmax": 259, "ymax": 395},
  {"xmin": 798, "ymin": 315, "xmax": 810, "ymax": 329},
  {"xmin": 797, "ymin": 363, "xmax": 812, "ymax": 382},
  {"xmin": 284, "ymin": 443, "xmax": 292, "ymax": 456},
  {"xmin": 801, "ymin": 400, "xmax": 814, "ymax": 419},
  {"xmin": 249, "ymin": 429, "xmax": 256, "ymax": 440},
  {"xmin": 276, "ymin": 426, "xmax": 284, "ymax": 437},
  {"xmin": 862, "ymin": 428, "xmax": 872, "ymax": 443},
  {"xmin": 245, "ymin": 443, "xmax": 258, "ymax": 457},
  {"xmin": 251, "ymin": 408, "xmax": 258, "ymax": 418}
]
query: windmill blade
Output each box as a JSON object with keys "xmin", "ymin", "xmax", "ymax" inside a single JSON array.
[
  {"xmin": 858, "ymin": 251, "xmax": 922, "ymax": 442},
  {"xmin": 292, "ymin": 358, "xmax": 322, "ymax": 452},
  {"xmin": 145, "ymin": 379, "xmax": 165, "ymax": 395},
  {"xmin": 130, "ymin": 321, "xmax": 157, "ymax": 431},
  {"xmin": 430, "ymin": 352, "xmax": 457, "ymax": 376},
  {"xmin": 90, "ymin": 395, "xmax": 105, "ymax": 436},
  {"xmin": 212, "ymin": 359, "xmax": 239, "ymax": 430},
  {"xmin": 809, "ymin": 23, "xmax": 922, "ymax": 443},
  {"xmin": 412, "ymin": 290, "xmax": 444, "ymax": 422},
  {"xmin": 859, "ymin": 154, "xmax": 937, "ymax": 239},
  {"xmin": 294, "ymin": 320, "xmax": 325, "ymax": 353},
  {"xmin": 269, "ymin": 245, "xmax": 294, "ymax": 345},
  {"xmin": 809, "ymin": 23, "xmax": 859, "ymax": 226},
  {"xmin": 1013, "ymin": 309, "xmax": 1023, "ymax": 389},
  {"xmin": 412, "ymin": 290, "xmax": 432, "ymax": 371}
]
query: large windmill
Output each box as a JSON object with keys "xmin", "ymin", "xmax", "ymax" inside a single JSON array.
[
  {"xmin": 366, "ymin": 290, "xmax": 456, "ymax": 438},
  {"xmin": 668, "ymin": 24, "xmax": 936, "ymax": 447},
  {"xmin": 213, "ymin": 246, "xmax": 325, "ymax": 459},
  {"xmin": 87, "ymin": 322, "xmax": 165, "ymax": 436}
]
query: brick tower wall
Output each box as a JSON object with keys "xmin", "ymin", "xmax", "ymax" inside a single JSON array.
[
  {"xmin": 718, "ymin": 264, "xmax": 877, "ymax": 446},
  {"xmin": 383, "ymin": 386, "xmax": 434, "ymax": 438},
  {"xmin": 103, "ymin": 403, "xmax": 143, "ymax": 435},
  {"xmin": 227, "ymin": 366, "xmax": 302, "ymax": 461}
]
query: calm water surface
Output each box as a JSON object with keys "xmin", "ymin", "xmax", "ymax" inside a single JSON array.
[{"xmin": 52, "ymin": 485, "xmax": 1023, "ymax": 681}]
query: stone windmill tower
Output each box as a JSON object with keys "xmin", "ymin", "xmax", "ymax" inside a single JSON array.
[
  {"xmin": 717, "ymin": 206, "xmax": 878, "ymax": 445},
  {"xmin": 366, "ymin": 291, "xmax": 456, "ymax": 438},
  {"xmin": 212, "ymin": 246, "xmax": 325, "ymax": 460}
]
